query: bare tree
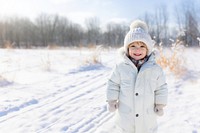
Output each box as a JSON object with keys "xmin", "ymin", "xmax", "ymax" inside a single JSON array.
[
  {"xmin": 154, "ymin": 4, "xmax": 169, "ymax": 45},
  {"xmin": 0, "ymin": 22, "xmax": 3, "ymax": 47},
  {"xmin": 35, "ymin": 14, "xmax": 49, "ymax": 46},
  {"xmin": 174, "ymin": 0, "xmax": 200, "ymax": 46},
  {"xmin": 66, "ymin": 22, "xmax": 83, "ymax": 46},
  {"xmin": 144, "ymin": 12, "xmax": 155, "ymax": 39},
  {"xmin": 35, "ymin": 13, "xmax": 59, "ymax": 47},
  {"xmin": 3, "ymin": 18, "xmax": 15, "ymax": 47},
  {"xmin": 85, "ymin": 17, "xmax": 101, "ymax": 46},
  {"xmin": 56, "ymin": 16, "xmax": 69, "ymax": 46},
  {"xmin": 17, "ymin": 18, "xmax": 36, "ymax": 48},
  {"xmin": 103, "ymin": 22, "xmax": 128, "ymax": 47}
]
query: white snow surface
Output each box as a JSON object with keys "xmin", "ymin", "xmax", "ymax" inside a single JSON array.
[{"xmin": 0, "ymin": 47, "xmax": 200, "ymax": 133}]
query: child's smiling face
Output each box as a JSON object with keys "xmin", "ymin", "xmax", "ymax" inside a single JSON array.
[{"xmin": 128, "ymin": 41, "xmax": 148, "ymax": 60}]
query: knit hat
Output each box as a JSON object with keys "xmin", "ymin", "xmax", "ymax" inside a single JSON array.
[{"xmin": 124, "ymin": 20, "xmax": 154, "ymax": 56}]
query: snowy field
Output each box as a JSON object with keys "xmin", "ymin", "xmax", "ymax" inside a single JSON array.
[{"xmin": 0, "ymin": 47, "xmax": 200, "ymax": 133}]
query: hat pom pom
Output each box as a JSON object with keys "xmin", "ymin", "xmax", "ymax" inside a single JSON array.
[{"xmin": 130, "ymin": 20, "xmax": 148, "ymax": 33}]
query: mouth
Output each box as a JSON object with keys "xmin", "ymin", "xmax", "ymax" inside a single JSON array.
[{"xmin": 134, "ymin": 53, "xmax": 142, "ymax": 56}]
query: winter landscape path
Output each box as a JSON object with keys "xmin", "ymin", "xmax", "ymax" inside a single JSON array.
[{"xmin": 0, "ymin": 48, "xmax": 200, "ymax": 133}]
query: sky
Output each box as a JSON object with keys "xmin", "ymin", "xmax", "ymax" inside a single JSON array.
[{"xmin": 0, "ymin": 0, "xmax": 190, "ymax": 26}]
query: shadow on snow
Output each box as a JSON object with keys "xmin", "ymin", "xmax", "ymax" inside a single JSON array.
[{"xmin": 68, "ymin": 63, "xmax": 111, "ymax": 74}]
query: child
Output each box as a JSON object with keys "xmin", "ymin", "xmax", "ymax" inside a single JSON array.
[{"xmin": 106, "ymin": 20, "xmax": 168, "ymax": 133}]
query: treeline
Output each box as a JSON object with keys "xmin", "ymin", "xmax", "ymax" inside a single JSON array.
[
  {"xmin": 0, "ymin": 0, "xmax": 200, "ymax": 48},
  {"xmin": 0, "ymin": 14, "xmax": 128, "ymax": 48}
]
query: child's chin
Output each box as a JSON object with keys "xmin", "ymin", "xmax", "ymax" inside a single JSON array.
[{"xmin": 133, "ymin": 56, "xmax": 142, "ymax": 60}]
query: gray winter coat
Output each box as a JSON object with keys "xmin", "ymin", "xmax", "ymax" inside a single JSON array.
[{"xmin": 106, "ymin": 51, "xmax": 168, "ymax": 133}]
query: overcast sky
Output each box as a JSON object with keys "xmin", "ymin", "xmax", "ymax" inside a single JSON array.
[{"xmin": 0, "ymin": 0, "xmax": 191, "ymax": 26}]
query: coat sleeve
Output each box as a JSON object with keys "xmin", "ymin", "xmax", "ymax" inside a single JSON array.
[
  {"xmin": 154, "ymin": 68, "xmax": 168, "ymax": 105},
  {"xmin": 106, "ymin": 64, "xmax": 120, "ymax": 101}
]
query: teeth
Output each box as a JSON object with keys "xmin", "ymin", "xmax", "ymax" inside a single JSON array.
[{"xmin": 134, "ymin": 54, "xmax": 141, "ymax": 56}]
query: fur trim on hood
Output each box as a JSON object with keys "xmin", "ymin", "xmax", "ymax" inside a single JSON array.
[{"xmin": 118, "ymin": 47, "xmax": 126, "ymax": 57}]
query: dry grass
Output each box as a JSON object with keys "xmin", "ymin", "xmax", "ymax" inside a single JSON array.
[
  {"xmin": 3, "ymin": 41, "xmax": 14, "ymax": 49},
  {"xmin": 0, "ymin": 56, "xmax": 17, "ymax": 84},
  {"xmin": 84, "ymin": 45, "xmax": 103, "ymax": 65},
  {"xmin": 156, "ymin": 44, "xmax": 187, "ymax": 77},
  {"xmin": 47, "ymin": 44, "xmax": 60, "ymax": 49},
  {"xmin": 0, "ymin": 75, "xmax": 5, "ymax": 82},
  {"xmin": 40, "ymin": 53, "xmax": 51, "ymax": 71}
]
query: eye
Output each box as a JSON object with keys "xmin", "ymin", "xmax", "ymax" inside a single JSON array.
[
  {"xmin": 130, "ymin": 45, "xmax": 136, "ymax": 47},
  {"xmin": 140, "ymin": 45, "xmax": 145, "ymax": 48}
]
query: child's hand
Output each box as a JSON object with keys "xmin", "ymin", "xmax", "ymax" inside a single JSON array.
[
  {"xmin": 154, "ymin": 104, "xmax": 165, "ymax": 116},
  {"xmin": 107, "ymin": 100, "xmax": 119, "ymax": 112}
]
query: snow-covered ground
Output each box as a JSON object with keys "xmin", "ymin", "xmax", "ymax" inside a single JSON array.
[{"xmin": 0, "ymin": 47, "xmax": 200, "ymax": 133}]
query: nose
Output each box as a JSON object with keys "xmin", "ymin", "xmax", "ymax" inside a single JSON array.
[{"xmin": 135, "ymin": 47, "xmax": 141, "ymax": 51}]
